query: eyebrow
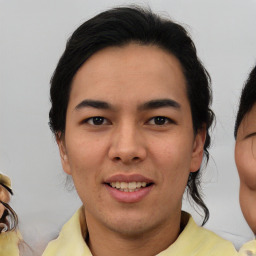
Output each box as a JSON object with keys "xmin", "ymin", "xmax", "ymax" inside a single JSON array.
[
  {"xmin": 75, "ymin": 100, "xmax": 111, "ymax": 110},
  {"xmin": 138, "ymin": 99, "xmax": 181, "ymax": 111},
  {"xmin": 75, "ymin": 98, "xmax": 181, "ymax": 111}
]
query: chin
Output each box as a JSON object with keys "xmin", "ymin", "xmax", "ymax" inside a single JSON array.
[
  {"xmin": 248, "ymin": 222, "xmax": 256, "ymax": 236},
  {"xmin": 104, "ymin": 213, "xmax": 164, "ymax": 238},
  {"xmin": 109, "ymin": 222, "xmax": 153, "ymax": 238},
  {"xmin": 244, "ymin": 213, "xmax": 256, "ymax": 236}
]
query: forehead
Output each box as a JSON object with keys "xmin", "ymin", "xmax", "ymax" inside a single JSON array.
[{"xmin": 69, "ymin": 43, "xmax": 188, "ymax": 109}]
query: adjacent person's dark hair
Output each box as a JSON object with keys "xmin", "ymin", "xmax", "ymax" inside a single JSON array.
[
  {"xmin": 235, "ymin": 64, "xmax": 256, "ymax": 138},
  {"xmin": 49, "ymin": 6, "xmax": 214, "ymax": 225},
  {"xmin": 0, "ymin": 184, "xmax": 18, "ymax": 232},
  {"xmin": 0, "ymin": 201, "xmax": 18, "ymax": 231}
]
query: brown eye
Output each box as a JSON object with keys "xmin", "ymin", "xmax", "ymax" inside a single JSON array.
[
  {"xmin": 86, "ymin": 116, "xmax": 107, "ymax": 125},
  {"xmin": 148, "ymin": 116, "xmax": 172, "ymax": 125},
  {"xmin": 245, "ymin": 132, "xmax": 256, "ymax": 139}
]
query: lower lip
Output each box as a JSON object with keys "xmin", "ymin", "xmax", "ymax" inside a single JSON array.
[{"xmin": 105, "ymin": 184, "xmax": 153, "ymax": 203}]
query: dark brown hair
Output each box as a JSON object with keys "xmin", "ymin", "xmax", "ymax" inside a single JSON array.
[
  {"xmin": 235, "ymin": 64, "xmax": 256, "ymax": 137},
  {"xmin": 0, "ymin": 186, "xmax": 18, "ymax": 232}
]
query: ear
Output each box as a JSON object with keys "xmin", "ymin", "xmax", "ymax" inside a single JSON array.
[
  {"xmin": 190, "ymin": 126, "xmax": 207, "ymax": 173},
  {"xmin": 56, "ymin": 132, "xmax": 72, "ymax": 175}
]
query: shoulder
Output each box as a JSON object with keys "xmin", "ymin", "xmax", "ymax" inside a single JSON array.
[
  {"xmin": 42, "ymin": 207, "xmax": 91, "ymax": 256},
  {"xmin": 158, "ymin": 212, "xmax": 238, "ymax": 256},
  {"xmin": 0, "ymin": 230, "xmax": 21, "ymax": 256},
  {"xmin": 239, "ymin": 240, "xmax": 256, "ymax": 256},
  {"xmin": 186, "ymin": 213, "xmax": 237, "ymax": 255}
]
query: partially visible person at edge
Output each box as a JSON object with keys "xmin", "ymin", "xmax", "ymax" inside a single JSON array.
[
  {"xmin": 235, "ymin": 64, "xmax": 256, "ymax": 256},
  {"xmin": 43, "ymin": 6, "xmax": 237, "ymax": 256},
  {"xmin": 0, "ymin": 173, "xmax": 21, "ymax": 255}
]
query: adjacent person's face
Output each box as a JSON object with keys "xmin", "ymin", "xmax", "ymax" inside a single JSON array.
[
  {"xmin": 58, "ymin": 43, "xmax": 205, "ymax": 236},
  {"xmin": 235, "ymin": 103, "xmax": 256, "ymax": 234},
  {"xmin": 0, "ymin": 186, "xmax": 10, "ymax": 217}
]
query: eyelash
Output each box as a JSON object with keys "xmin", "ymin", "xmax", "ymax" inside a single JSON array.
[
  {"xmin": 245, "ymin": 132, "xmax": 256, "ymax": 139},
  {"xmin": 83, "ymin": 116, "xmax": 174, "ymax": 126},
  {"xmin": 84, "ymin": 116, "xmax": 110, "ymax": 126},
  {"xmin": 147, "ymin": 116, "xmax": 175, "ymax": 126}
]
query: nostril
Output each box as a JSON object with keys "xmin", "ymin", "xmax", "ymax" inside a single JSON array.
[{"xmin": 112, "ymin": 156, "xmax": 141, "ymax": 163}]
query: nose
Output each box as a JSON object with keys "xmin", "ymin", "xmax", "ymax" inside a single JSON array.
[{"xmin": 108, "ymin": 123, "xmax": 147, "ymax": 164}]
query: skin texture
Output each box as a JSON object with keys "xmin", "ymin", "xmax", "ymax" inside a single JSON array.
[
  {"xmin": 58, "ymin": 43, "xmax": 206, "ymax": 256},
  {"xmin": 0, "ymin": 186, "xmax": 10, "ymax": 218},
  {"xmin": 235, "ymin": 103, "xmax": 256, "ymax": 235}
]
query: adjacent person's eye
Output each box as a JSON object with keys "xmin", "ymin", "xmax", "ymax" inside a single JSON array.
[
  {"xmin": 85, "ymin": 116, "xmax": 109, "ymax": 125},
  {"xmin": 147, "ymin": 116, "xmax": 174, "ymax": 125},
  {"xmin": 245, "ymin": 132, "xmax": 256, "ymax": 139}
]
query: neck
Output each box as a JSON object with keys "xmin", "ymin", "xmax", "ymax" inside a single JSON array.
[{"xmin": 84, "ymin": 210, "xmax": 182, "ymax": 256}]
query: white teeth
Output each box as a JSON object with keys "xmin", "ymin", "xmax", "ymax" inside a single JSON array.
[
  {"xmin": 116, "ymin": 181, "xmax": 121, "ymax": 188},
  {"xmin": 128, "ymin": 182, "xmax": 136, "ymax": 190},
  {"xmin": 110, "ymin": 181, "xmax": 149, "ymax": 192},
  {"xmin": 120, "ymin": 182, "xmax": 127, "ymax": 189}
]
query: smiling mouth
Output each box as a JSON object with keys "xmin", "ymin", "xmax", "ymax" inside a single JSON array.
[{"xmin": 106, "ymin": 181, "xmax": 153, "ymax": 192}]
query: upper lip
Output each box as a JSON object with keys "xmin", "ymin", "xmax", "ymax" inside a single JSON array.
[{"xmin": 104, "ymin": 174, "xmax": 154, "ymax": 184}]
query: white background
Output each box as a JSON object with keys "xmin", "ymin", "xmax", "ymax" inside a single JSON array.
[{"xmin": 1, "ymin": 0, "xmax": 256, "ymax": 254}]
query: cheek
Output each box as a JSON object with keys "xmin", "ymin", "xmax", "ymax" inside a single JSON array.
[
  {"xmin": 0, "ymin": 188, "xmax": 10, "ymax": 203},
  {"xmin": 236, "ymin": 144, "xmax": 256, "ymax": 189},
  {"xmin": 65, "ymin": 136, "xmax": 108, "ymax": 196},
  {"xmin": 151, "ymin": 136, "xmax": 193, "ymax": 167},
  {"xmin": 150, "ymin": 138, "xmax": 192, "ymax": 187},
  {"xmin": 66, "ymin": 133, "xmax": 107, "ymax": 170}
]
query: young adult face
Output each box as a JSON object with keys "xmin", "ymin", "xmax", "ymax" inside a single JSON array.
[
  {"xmin": 235, "ymin": 103, "xmax": 256, "ymax": 234},
  {"xmin": 58, "ymin": 43, "xmax": 205, "ymax": 237}
]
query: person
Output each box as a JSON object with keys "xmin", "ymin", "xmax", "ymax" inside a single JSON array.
[
  {"xmin": 43, "ymin": 6, "xmax": 237, "ymax": 256},
  {"xmin": 0, "ymin": 173, "xmax": 21, "ymax": 255},
  {"xmin": 234, "ymin": 65, "xmax": 256, "ymax": 255}
]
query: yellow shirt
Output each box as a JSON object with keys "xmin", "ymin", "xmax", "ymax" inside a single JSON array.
[
  {"xmin": 0, "ymin": 230, "xmax": 21, "ymax": 256},
  {"xmin": 239, "ymin": 240, "xmax": 256, "ymax": 256},
  {"xmin": 43, "ymin": 208, "xmax": 237, "ymax": 256}
]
